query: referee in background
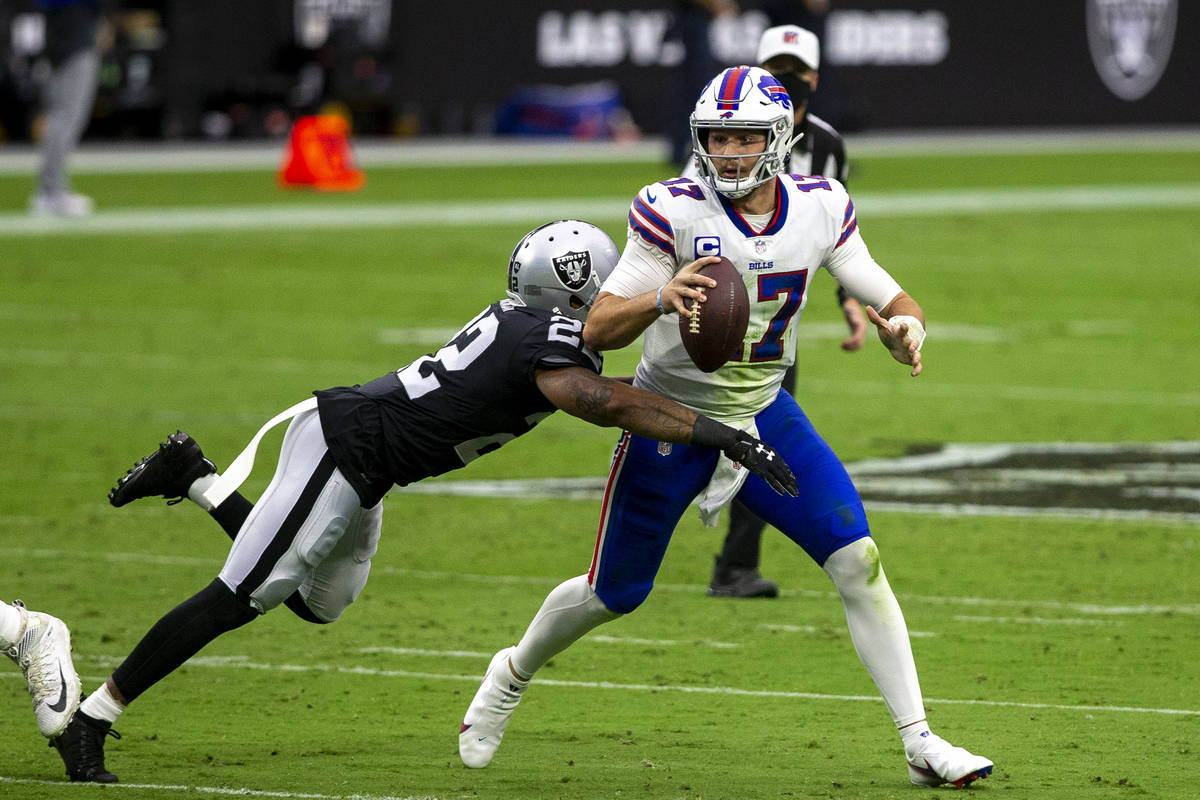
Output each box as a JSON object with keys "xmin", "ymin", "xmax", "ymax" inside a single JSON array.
[{"xmin": 707, "ymin": 25, "xmax": 868, "ymax": 598}]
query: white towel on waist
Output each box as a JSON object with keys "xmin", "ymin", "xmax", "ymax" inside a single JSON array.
[{"xmin": 697, "ymin": 417, "xmax": 759, "ymax": 527}]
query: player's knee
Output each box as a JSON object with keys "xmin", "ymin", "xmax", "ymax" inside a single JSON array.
[
  {"xmin": 595, "ymin": 582, "xmax": 650, "ymax": 615},
  {"xmin": 206, "ymin": 578, "xmax": 261, "ymax": 628},
  {"xmin": 822, "ymin": 536, "xmax": 884, "ymax": 590}
]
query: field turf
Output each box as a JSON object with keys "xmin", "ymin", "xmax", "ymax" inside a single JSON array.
[{"xmin": 0, "ymin": 140, "xmax": 1197, "ymax": 799}]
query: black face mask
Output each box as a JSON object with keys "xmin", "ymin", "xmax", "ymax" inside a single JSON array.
[{"xmin": 776, "ymin": 72, "xmax": 812, "ymax": 108}]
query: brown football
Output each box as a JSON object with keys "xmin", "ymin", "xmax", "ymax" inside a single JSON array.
[{"xmin": 678, "ymin": 256, "xmax": 749, "ymax": 373}]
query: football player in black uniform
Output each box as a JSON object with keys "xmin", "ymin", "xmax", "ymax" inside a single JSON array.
[{"xmin": 48, "ymin": 220, "xmax": 797, "ymax": 783}]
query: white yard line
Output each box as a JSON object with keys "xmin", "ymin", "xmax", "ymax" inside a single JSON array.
[
  {"xmin": 0, "ymin": 128, "xmax": 1197, "ymax": 175},
  {"xmin": 760, "ymin": 623, "xmax": 936, "ymax": 638},
  {"xmin": 2, "ymin": 184, "xmax": 1199, "ymax": 237},
  {"xmin": 0, "ymin": 776, "xmax": 437, "ymax": 800},
  {"xmin": 951, "ymin": 615, "xmax": 1120, "ymax": 626},
  {"xmin": 51, "ymin": 654, "xmax": 1194, "ymax": 717},
  {"xmin": 5, "ymin": 547, "xmax": 1197, "ymax": 615}
]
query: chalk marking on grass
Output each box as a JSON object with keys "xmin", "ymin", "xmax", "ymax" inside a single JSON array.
[
  {"xmin": 588, "ymin": 634, "xmax": 740, "ymax": 648},
  {"xmin": 951, "ymin": 615, "xmax": 1120, "ymax": 626},
  {"xmin": 0, "ymin": 776, "xmax": 437, "ymax": 800},
  {"xmin": 391, "ymin": 479, "xmax": 1200, "ymax": 524},
  {"xmin": 72, "ymin": 655, "xmax": 1200, "ymax": 717},
  {"xmin": 6, "ymin": 547, "xmax": 1197, "ymax": 616},
  {"xmin": 359, "ymin": 646, "xmax": 491, "ymax": 658},
  {"xmin": 760, "ymin": 623, "xmax": 936, "ymax": 638},
  {"xmin": 2, "ymin": 184, "xmax": 1199, "ymax": 237},
  {"xmin": 0, "ymin": 129, "xmax": 1196, "ymax": 175}
]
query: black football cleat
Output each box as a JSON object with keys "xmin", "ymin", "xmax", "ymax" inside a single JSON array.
[
  {"xmin": 108, "ymin": 430, "xmax": 216, "ymax": 507},
  {"xmin": 50, "ymin": 705, "xmax": 120, "ymax": 783}
]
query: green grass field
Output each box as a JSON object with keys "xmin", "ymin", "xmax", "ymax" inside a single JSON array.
[{"xmin": 1, "ymin": 140, "xmax": 1198, "ymax": 800}]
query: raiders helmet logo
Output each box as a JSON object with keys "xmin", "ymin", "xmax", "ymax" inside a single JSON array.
[
  {"xmin": 552, "ymin": 250, "xmax": 592, "ymax": 290},
  {"xmin": 1087, "ymin": 0, "xmax": 1177, "ymax": 101}
]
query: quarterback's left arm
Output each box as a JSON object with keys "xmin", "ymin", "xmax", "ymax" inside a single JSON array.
[
  {"xmin": 823, "ymin": 214, "xmax": 925, "ymax": 377},
  {"xmin": 868, "ymin": 292, "xmax": 925, "ymax": 377}
]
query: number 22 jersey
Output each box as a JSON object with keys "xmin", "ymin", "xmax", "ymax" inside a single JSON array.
[
  {"xmin": 315, "ymin": 300, "xmax": 601, "ymax": 506},
  {"xmin": 605, "ymin": 174, "xmax": 904, "ymax": 422}
]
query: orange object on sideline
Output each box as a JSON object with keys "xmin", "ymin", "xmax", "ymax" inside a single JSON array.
[{"xmin": 278, "ymin": 115, "xmax": 366, "ymax": 191}]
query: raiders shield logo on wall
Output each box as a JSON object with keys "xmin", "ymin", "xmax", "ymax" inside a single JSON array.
[
  {"xmin": 1087, "ymin": 0, "xmax": 1177, "ymax": 101},
  {"xmin": 552, "ymin": 251, "xmax": 592, "ymax": 290}
]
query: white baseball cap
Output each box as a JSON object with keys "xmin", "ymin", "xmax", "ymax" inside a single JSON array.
[{"xmin": 756, "ymin": 25, "xmax": 820, "ymax": 71}]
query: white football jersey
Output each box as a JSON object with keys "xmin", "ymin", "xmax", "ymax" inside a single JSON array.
[{"xmin": 602, "ymin": 174, "xmax": 902, "ymax": 422}]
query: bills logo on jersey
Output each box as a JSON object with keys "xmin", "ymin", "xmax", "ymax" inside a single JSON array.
[
  {"xmin": 552, "ymin": 250, "xmax": 592, "ymax": 290},
  {"xmin": 757, "ymin": 75, "xmax": 792, "ymax": 110}
]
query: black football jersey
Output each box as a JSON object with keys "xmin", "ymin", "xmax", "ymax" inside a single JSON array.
[
  {"xmin": 792, "ymin": 113, "xmax": 848, "ymax": 185},
  {"xmin": 315, "ymin": 301, "xmax": 602, "ymax": 506}
]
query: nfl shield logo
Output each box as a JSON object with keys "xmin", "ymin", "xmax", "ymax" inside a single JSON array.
[
  {"xmin": 1087, "ymin": 0, "xmax": 1177, "ymax": 101},
  {"xmin": 755, "ymin": 239, "xmax": 768, "ymax": 254},
  {"xmin": 658, "ymin": 442, "xmax": 672, "ymax": 456},
  {"xmin": 552, "ymin": 250, "xmax": 592, "ymax": 290}
]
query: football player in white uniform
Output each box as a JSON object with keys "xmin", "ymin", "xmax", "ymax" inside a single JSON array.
[
  {"xmin": 460, "ymin": 67, "xmax": 993, "ymax": 789},
  {"xmin": 696, "ymin": 24, "xmax": 866, "ymax": 599}
]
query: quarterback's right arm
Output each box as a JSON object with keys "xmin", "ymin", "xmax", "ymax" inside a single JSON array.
[
  {"xmin": 534, "ymin": 367, "xmax": 798, "ymax": 496},
  {"xmin": 584, "ymin": 255, "xmax": 719, "ymax": 351},
  {"xmin": 582, "ymin": 184, "xmax": 718, "ymax": 351}
]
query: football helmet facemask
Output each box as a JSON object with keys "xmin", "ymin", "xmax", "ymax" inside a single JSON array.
[
  {"xmin": 689, "ymin": 65, "xmax": 802, "ymax": 199},
  {"xmin": 506, "ymin": 220, "xmax": 620, "ymax": 323}
]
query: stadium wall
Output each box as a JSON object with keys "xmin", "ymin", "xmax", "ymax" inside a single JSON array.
[{"xmin": 0, "ymin": 1, "xmax": 1194, "ymax": 141}]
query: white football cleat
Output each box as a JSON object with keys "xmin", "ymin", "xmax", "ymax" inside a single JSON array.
[
  {"xmin": 3, "ymin": 601, "xmax": 82, "ymax": 738},
  {"xmin": 30, "ymin": 192, "xmax": 94, "ymax": 218},
  {"xmin": 906, "ymin": 732, "xmax": 993, "ymax": 788},
  {"xmin": 459, "ymin": 647, "xmax": 527, "ymax": 768}
]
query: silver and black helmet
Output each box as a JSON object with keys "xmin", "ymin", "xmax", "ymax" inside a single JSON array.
[{"xmin": 506, "ymin": 220, "xmax": 620, "ymax": 322}]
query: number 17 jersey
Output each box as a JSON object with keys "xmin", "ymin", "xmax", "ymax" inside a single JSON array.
[
  {"xmin": 315, "ymin": 301, "xmax": 602, "ymax": 506},
  {"xmin": 605, "ymin": 174, "xmax": 903, "ymax": 422}
]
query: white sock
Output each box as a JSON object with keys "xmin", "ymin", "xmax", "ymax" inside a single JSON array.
[
  {"xmin": 510, "ymin": 575, "xmax": 619, "ymax": 679},
  {"xmin": 0, "ymin": 602, "xmax": 24, "ymax": 648},
  {"xmin": 822, "ymin": 538, "xmax": 927, "ymax": 734},
  {"xmin": 187, "ymin": 471, "xmax": 220, "ymax": 512},
  {"xmin": 80, "ymin": 683, "xmax": 126, "ymax": 724},
  {"xmin": 900, "ymin": 719, "xmax": 934, "ymax": 755}
]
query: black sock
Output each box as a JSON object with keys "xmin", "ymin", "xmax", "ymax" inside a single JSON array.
[
  {"xmin": 111, "ymin": 579, "xmax": 258, "ymax": 703},
  {"xmin": 209, "ymin": 492, "xmax": 253, "ymax": 540}
]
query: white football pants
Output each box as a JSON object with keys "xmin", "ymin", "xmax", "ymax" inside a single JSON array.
[{"xmin": 217, "ymin": 408, "xmax": 382, "ymax": 621}]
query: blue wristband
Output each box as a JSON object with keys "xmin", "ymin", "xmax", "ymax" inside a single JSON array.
[{"xmin": 655, "ymin": 286, "xmax": 666, "ymax": 315}]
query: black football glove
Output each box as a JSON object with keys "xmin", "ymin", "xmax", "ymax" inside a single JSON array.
[{"xmin": 725, "ymin": 431, "xmax": 799, "ymax": 498}]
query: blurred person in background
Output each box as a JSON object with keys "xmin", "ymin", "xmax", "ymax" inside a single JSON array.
[
  {"xmin": 684, "ymin": 24, "xmax": 867, "ymax": 598},
  {"xmin": 668, "ymin": 0, "xmax": 740, "ymax": 169},
  {"xmin": 30, "ymin": 0, "xmax": 101, "ymax": 217}
]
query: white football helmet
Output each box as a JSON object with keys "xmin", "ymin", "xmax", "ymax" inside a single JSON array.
[
  {"xmin": 689, "ymin": 65, "xmax": 802, "ymax": 198},
  {"xmin": 506, "ymin": 220, "xmax": 620, "ymax": 322}
]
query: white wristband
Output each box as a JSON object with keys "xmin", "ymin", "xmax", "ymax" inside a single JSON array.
[{"xmin": 888, "ymin": 315, "xmax": 926, "ymax": 350}]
